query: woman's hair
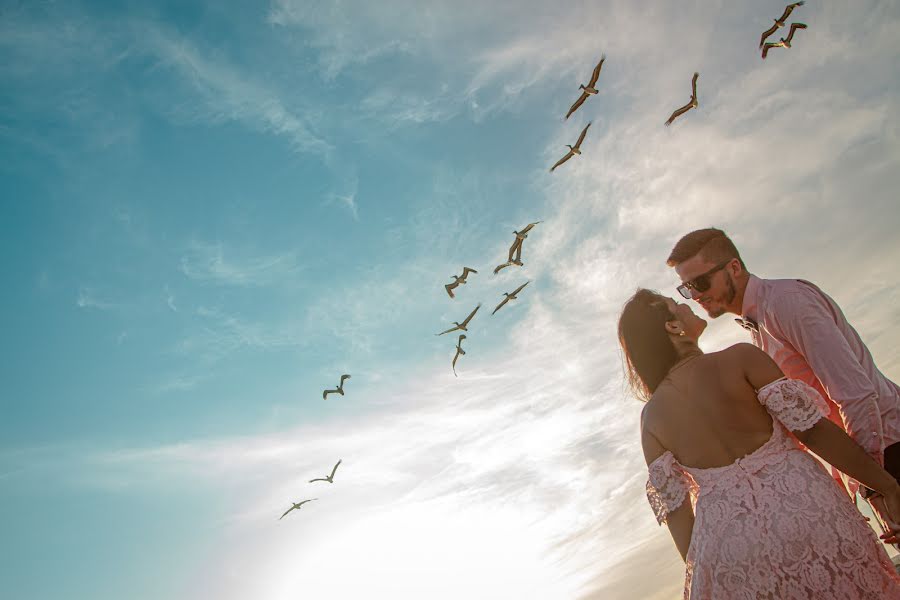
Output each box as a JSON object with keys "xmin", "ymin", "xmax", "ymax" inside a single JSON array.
[{"xmin": 617, "ymin": 288, "xmax": 679, "ymax": 402}]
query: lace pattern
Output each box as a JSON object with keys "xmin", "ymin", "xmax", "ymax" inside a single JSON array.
[
  {"xmin": 646, "ymin": 451, "xmax": 694, "ymax": 525},
  {"xmin": 757, "ymin": 377, "xmax": 829, "ymax": 432}
]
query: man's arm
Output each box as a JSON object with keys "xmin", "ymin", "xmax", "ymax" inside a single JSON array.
[{"xmin": 770, "ymin": 288, "xmax": 884, "ymax": 463}]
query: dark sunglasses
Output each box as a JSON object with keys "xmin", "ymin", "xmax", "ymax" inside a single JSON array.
[{"xmin": 676, "ymin": 261, "xmax": 731, "ymax": 299}]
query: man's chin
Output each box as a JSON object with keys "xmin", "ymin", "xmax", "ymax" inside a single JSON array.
[{"xmin": 706, "ymin": 306, "xmax": 727, "ymax": 319}]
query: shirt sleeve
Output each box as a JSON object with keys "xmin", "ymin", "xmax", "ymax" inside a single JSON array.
[
  {"xmin": 757, "ymin": 377, "xmax": 830, "ymax": 431},
  {"xmin": 646, "ymin": 452, "xmax": 692, "ymax": 525},
  {"xmin": 769, "ymin": 288, "xmax": 885, "ymax": 462}
]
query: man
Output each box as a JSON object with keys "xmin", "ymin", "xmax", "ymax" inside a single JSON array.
[{"xmin": 666, "ymin": 227, "xmax": 900, "ymax": 517}]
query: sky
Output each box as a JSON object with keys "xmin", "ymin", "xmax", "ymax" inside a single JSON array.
[{"xmin": 1, "ymin": 0, "xmax": 899, "ymax": 598}]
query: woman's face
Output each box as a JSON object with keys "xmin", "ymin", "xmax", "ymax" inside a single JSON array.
[{"xmin": 664, "ymin": 296, "xmax": 707, "ymax": 341}]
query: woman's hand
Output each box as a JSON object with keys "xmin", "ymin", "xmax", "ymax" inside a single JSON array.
[{"xmin": 876, "ymin": 485, "xmax": 900, "ymax": 545}]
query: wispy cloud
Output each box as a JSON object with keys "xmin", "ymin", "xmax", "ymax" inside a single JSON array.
[
  {"xmin": 75, "ymin": 286, "xmax": 117, "ymax": 311},
  {"xmin": 179, "ymin": 240, "xmax": 303, "ymax": 287}
]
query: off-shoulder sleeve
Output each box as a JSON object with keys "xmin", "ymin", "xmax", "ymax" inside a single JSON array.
[
  {"xmin": 646, "ymin": 451, "xmax": 691, "ymax": 525},
  {"xmin": 757, "ymin": 377, "xmax": 830, "ymax": 432}
]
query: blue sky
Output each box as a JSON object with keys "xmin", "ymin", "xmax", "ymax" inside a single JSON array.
[{"xmin": 2, "ymin": 1, "xmax": 900, "ymax": 598}]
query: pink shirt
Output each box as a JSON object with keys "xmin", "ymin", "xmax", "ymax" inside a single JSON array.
[{"xmin": 740, "ymin": 274, "xmax": 900, "ymax": 464}]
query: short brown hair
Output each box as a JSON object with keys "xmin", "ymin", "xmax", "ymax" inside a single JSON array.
[{"xmin": 666, "ymin": 227, "xmax": 746, "ymax": 270}]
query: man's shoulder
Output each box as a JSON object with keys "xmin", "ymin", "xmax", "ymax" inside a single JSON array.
[{"xmin": 760, "ymin": 277, "xmax": 830, "ymax": 312}]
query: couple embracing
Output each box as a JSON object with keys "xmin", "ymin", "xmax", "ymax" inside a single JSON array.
[{"xmin": 619, "ymin": 228, "xmax": 900, "ymax": 598}]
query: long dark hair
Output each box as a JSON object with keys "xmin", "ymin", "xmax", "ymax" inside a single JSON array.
[{"xmin": 617, "ymin": 288, "xmax": 679, "ymax": 402}]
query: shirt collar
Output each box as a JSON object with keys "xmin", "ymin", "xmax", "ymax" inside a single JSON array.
[{"xmin": 741, "ymin": 274, "xmax": 762, "ymax": 321}]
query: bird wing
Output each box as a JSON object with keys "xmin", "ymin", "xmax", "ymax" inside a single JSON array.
[
  {"xmin": 665, "ymin": 102, "xmax": 693, "ymax": 126},
  {"xmin": 436, "ymin": 324, "xmax": 460, "ymax": 335},
  {"xmin": 514, "ymin": 241, "xmax": 522, "ymax": 262},
  {"xmin": 451, "ymin": 348, "xmax": 461, "ymax": 376},
  {"xmin": 340, "ymin": 375, "xmax": 351, "ymax": 386},
  {"xmin": 519, "ymin": 221, "xmax": 541, "ymax": 235},
  {"xmin": 777, "ymin": 1, "xmax": 804, "ymax": 23},
  {"xmin": 494, "ymin": 261, "xmax": 511, "ymax": 274},
  {"xmin": 587, "ymin": 55, "xmax": 605, "ymax": 87},
  {"xmin": 280, "ymin": 506, "xmax": 295, "ymax": 520},
  {"xmin": 759, "ymin": 23, "xmax": 779, "ymax": 48},
  {"xmin": 461, "ymin": 267, "xmax": 478, "ymax": 278},
  {"xmin": 690, "ymin": 72, "xmax": 699, "ymax": 100},
  {"xmin": 309, "ymin": 477, "xmax": 327, "ymax": 483},
  {"xmin": 329, "ymin": 459, "xmax": 342, "ymax": 479},
  {"xmin": 445, "ymin": 283, "xmax": 456, "ymax": 298},
  {"xmin": 323, "ymin": 388, "xmax": 337, "ymax": 399},
  {"xmin": 785, "ymin": 22, "xmax": 807, "ymax": 43},
  {"xmin": 574, "ymin": 122, "xmax": 592, "ymax": 148},
  {"xmin": 299, "ymin": 499, "xmax": 317, "ymax": 507},
  {"xmin": 510, "ymin": 281, "xmax": 530, "ymax": 296},
  {"xmin": 550, "ymin": 151, "xmax": 574, "ymax": 172},
  {"xmin": 761, "ymin": 42, "xmax": 779, "ymax": 59},
  {"xmin": 507, "ymin": 238, "xmax": 522, "ymax": 262},
  {"xmin": 460, "ymin": 304, "xmax": 481, "ymax": 327},
  {"xmin": 492, "ymin": 296, "xmax": 511, "ymax": 315},
  {"xmin": 457, "ymin": 334, "xmax": 466, "ymax": 345},
  {"xmin": 565, "ymin": 92, "xmax": 589, "ymax": 120}
]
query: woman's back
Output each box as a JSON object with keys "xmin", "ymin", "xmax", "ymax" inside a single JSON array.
[{"xmin": 643, "ymin": 345, "xmax": 784, "ymax": 469}]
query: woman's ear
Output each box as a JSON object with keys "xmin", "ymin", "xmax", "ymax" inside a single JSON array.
[{"xmin": 665, "ymin": 320, "xmax": 682, "ymax": 336}]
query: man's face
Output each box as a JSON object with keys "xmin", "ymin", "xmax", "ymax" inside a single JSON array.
[{"xmin": 674, "ymin": 255, "xmax": 738, "ymax": 318}]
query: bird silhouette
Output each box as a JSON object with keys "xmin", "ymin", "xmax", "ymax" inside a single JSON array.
[
  {"xmin": 322, "ymin": 374, "xmax": 351, "ymax": 400},
  {"xmin": 436, "ymin": 304, "xmax": 481, "ymax": 335},
  {"xmin": 309, "ymin": 459, "xmax": 342, "ymax": 483},
  {"xmin": 665, "ymin": 72, "xmax": 699, "ymax": 127},
  {"xmin": 279, "ymin": 498, "xmax": 317, "ymax": 520},
  {"xmin": 762, "ymin": 22, "xmax": 807, "ymax": 58},
  {"xmin": 451, "ymin": 334, "xmax": 466, "ymax": 377},
  {"xmin": 565, "ymin": 55, "xmax": 605, "ymax": 119},
  {"xmin": 760, "ymin": 2, "xmax": 805, "ymax": 48},
  {"xmin": 507, "ymin": 221, "xmax": 542, "ymax": 263},
  {"xmin": 444, "ymin": 267, "xmax": 478, "ymax": 299},
  {"xmin": 493, "ymin": 258, "xmax": 524, "ymax": 275},
  {"xmin": 550, "ymin": 122, "xmax": 591, "ymax": 172},
  {"xmin": 492, "ymin": 281, "xmax": 530, "ymax": 315}
]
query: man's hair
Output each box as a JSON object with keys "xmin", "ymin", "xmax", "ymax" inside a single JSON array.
[{"xmin": 666, "ymin": 227, "xmax": 746, "ymax": 270}]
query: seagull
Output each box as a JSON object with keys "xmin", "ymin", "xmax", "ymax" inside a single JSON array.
[
  {"xmin": 493, "ymin": 258, "xmax": 524, "ymax": 275},
  {"xmin": 279, "ymin": 498, "xmax": 317, "ymax": 520},
  {"xmin": 507, "ymin": 222, "xmax": 542, "ymax": 261},
  {"xmin": 565, "ymin": 55, "xmax": 605, "ymax": 119},
  {"xmin": 445, "ymin": 267, "xmax": 478, "ymax": 299},
  {"xmin": 451, "ymin": 334, "xmax": 466, "ymax": 377},
  {"xmin": 322, "ymin": 374, "xmax": 351, "ymax": 400},
  {"xmin": 309, "ymin": 459, "xmax": 342, "ymax": 483},
  {"xmin": 759, "ymin": 2, "xmax": 805, "ymax": 48},
  {"xmin": 762, "ymin": 23, "xmax": 807, "ymax": 58},
  {"xmin": 436, "ymin": 304, "xmax": 481, "ymax": 336},
  {"xmin": 664, "ymin": 72, "xmax": 699, "ymax": 127},
  {"xmin": 492, "ymin": 281, "xmax": 530, "ymax": 315},
  {"xmin": 550, "ymin": 122, "xmax": 591, "ymax": 172}
]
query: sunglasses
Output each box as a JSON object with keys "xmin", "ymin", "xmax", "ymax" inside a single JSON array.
[{"xmin": 676, "ymin": 260, "xmax": 731, "ymax": 299}]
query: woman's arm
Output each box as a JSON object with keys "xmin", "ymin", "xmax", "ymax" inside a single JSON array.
[{"xmin": 642, "ymin": 414, "xmax": 694, "ymax": 561}]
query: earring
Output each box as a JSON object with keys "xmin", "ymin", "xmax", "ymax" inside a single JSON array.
[{"xmin": 678, "ymin": 331, "xmax": 686, "ymax": 337}]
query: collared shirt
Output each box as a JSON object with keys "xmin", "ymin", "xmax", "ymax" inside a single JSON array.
[{"xmin": 741, "ymin": 274, "xmax": 900, "ymax": 466}]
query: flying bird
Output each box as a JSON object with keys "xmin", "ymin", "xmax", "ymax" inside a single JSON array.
[
  {"xmin": 550, "ymin": 122, "xmax": 591, "ymax": 172},
  {"xmin": 451, "ymin": 334, "xmax": 466, "ymax": 377},
  {"xmin": 762, "ymin": 22, "xmax": 807, "ymax": 58},
  {"xmin": 760, "ymin": 1, "xmax": 805, "ymax": 48},
  {"xmin": 436, "ymin": 304, "xmax": 481, "ymax": 336},
  {"xmin": 507, "ymin": 221, "xmax": 542, "ymax": 261},
  {"xmin": 493, "ymin": 258, "xmax": 524, "ymax": 275},
  {"xmin": 322, "ymin": 374, "xmax": 351, "ymax": 400},
  {"xmin": 664, "ymin": 72, "xmax": 699, "ymax": 127},
  {"xmin": 565, "ymin": 55, "xmax": 605, "ymax": 119},
  {"xmin": 492, "ymin": 281, "xmax": 530, "ymax": 315},
  {"xmin": 309, "ymin": 459, "xmax": 342, "ymax": 483},
  {"xmin": 444, "ymin": 267, "xmax": 478, "ymax": 299},
  {"xmin": 279, "ymin": 498, "xmax": 317, "ymax": 520}
]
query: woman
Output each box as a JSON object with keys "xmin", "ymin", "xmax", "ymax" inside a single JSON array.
[{"xmin": 618, "ymin": 288, "xmax": 900, "ymax": 598}]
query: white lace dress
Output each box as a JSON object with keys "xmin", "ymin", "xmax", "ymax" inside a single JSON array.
[{"xmin": 646, "ymin": 378, "xmax": 900, "ymax": 599}]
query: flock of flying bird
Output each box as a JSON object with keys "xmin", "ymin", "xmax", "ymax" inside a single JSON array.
[{"xmin": 279, "ymin": 1, "xmax": 811, "ymax": 521}]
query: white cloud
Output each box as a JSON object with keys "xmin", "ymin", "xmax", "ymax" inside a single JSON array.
[{"xmin": 75, "ymin": 286, "xmax": 116, "ymax": 311}]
